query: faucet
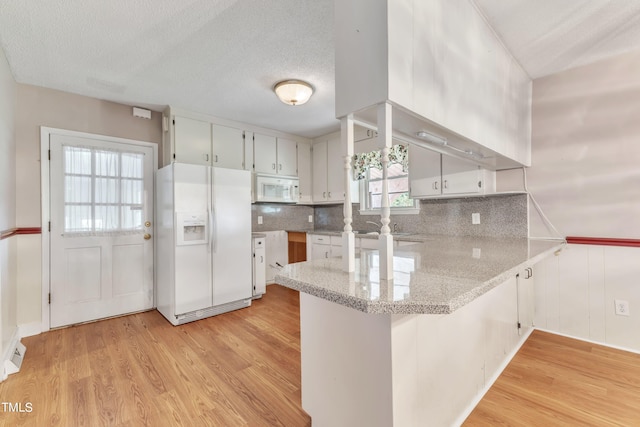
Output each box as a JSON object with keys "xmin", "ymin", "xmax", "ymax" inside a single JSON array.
[{"xmin": 366, "ymin": 220, "xmax": 381, "ymax": 229}]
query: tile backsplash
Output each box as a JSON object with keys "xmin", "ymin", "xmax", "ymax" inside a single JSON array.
[
  {"xmin": 252, "ymin": 194, "xmax": 528, "ymax": 238},
  {"xmin": 252, "ymin": 203, "xmax": 314, "ymax": 232},
  {"xmin": 314, "ymin": 194, "xmax": 528, "ymax": 238}
]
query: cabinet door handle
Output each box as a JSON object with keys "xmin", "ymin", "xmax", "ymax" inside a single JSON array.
[
  {"xmin": 444, "ymin": 180, "xmax": 448, "ymax": 189},
  {"xmin": 279, "ymin": 163, "xmax": 282, "ymax": 170},
  {"xmin": 215, "ymin": 154, "xmax": 219, "ymax": 163},
  {"xmin": 325, "ymin": 251, "xmax": 329, "ymax": 258},
  {"xmin": 323, "ymin": 191, "xmax": 326, "ymax": 198},
  {"xmin": 260, "ymin": 256, "xmax": 264, "ymax": 263},
  {"xmin": 433, "ymin": 181, "xmax": 439, "ymax": 190},
  {"xmin": 272, "ymin": 163, "xmax": 276, "ymax": 169},
  {"xmin": 328, "ymin": 191, "xmax": 332, "ymax": 198},
  {"xmin": 205, "ymin": 154, "xmax": 209, "ymax": 161}
]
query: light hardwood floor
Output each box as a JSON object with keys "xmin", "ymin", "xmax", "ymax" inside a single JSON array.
[
  {"xmin": 0, "ymin": 284, "xmax": 310, "ymax": 427},
  {"xmin": 464, "ymin": 330, "xmax": 640, "ymax": 426},
  {"xmin": 3, "ymin": 286, "xmax": 640, "ymax": 426}
]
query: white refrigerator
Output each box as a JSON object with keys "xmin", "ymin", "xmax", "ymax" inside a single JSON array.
[{"xmin": 156, "ymin": 163, "xmax": 252, "ymax": 325}]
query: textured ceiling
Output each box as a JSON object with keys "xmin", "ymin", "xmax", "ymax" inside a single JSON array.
[
  {"xmin": 473, "ymin": 0, "xmax": 640, "ymax": 79},
  {"xmin": 1, "ymin": 1, "xmax": 640, "ymax": 138}
]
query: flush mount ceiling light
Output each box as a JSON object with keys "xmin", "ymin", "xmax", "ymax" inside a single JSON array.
[
  {"xmin": 416, "ymin": 130, "xmax": 447, "ymax": 146},
  {"xmin": 273, "ymin": 80, "xmax": 314, "ymax": 106}
]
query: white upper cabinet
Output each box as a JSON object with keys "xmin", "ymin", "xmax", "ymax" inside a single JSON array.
[
  {"xmin": 441, "ymin": 156, "xmax": 483, "ymax": 195},
  {"xmin": 244, "ymin": 131, "xmax": 254, "ymax": 172},
  {"xmin": 163, "ymin": 108, "xmax": 306, "ymax": 179},
  {"xmin": 297, "ymin": 141, "xmax": 312, "ymax": 204},
  {"xmin": 354, "ymin": 126, "xmax": 378, "ymax": 143},
  {"xmin": 211, "ymin": 124, "xmax": 244, "ymax": 169},
  {"xmin": 172, "ymin": 116, "xmax": 212, "ymax": 166},
  {"xmin": 408, "ymin": 145, "xmax": 441, "ymax": 197},
  {"xmin": 254, "ymin": 133, "xmax": 278, "ymax": 174},
  {"xmin": 311, "ymin": 133, "xmax": 359, "ymax": 204},
  {"xmin": 312, "ymin": 136, "xmax": 345, "ymax": 203},
  {"xmin": 312, "ymin": 140, "xmax": 328, "ymax": 202},
  {"xmin": 253, "ymin": 134, "xmax": 298, "ymax": 176},
  {"xmin": 409, "ymin": 145, "xmax": 494, "ymax": 198},
  {"xmin": 277, "ymin": 138, "xmax": 298, "ymax": 176},
  {"xmin": 326, "ymin": 134, "xmax": 345, "ymax": 202}
]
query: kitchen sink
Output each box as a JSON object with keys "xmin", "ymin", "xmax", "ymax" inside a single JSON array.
[{"xmin": 353, "ymin": 230, "xmax": 412, "ymax": 237}]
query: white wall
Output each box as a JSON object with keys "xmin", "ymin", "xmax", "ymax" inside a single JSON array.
[
  {"xmin": 498, "ymin": 49, "xmax": 640, "ymax": 351},
  {"xmin": 14, "ymin": 84, "xmax": 162, "ymax": 330},
  {"xmin": 0, "ymin": 45, "xmax": 18, "ymax": 370},
  {"xmin": 334, "ymin": 0, "xmax": 532, "ymax": 166},
  {"xmin": 498, "ymin": 49, "xmax": 640, "ymax": 239}
]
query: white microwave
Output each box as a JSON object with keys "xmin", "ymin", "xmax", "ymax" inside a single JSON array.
[{"xmin": 255, "ymin": 174, "xmax": 299, "ymax": 203}]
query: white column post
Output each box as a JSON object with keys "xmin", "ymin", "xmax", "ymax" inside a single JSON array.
[
  {"xmin": 341, "ymin": 114, "xmax": 356, "ymax": 272},
  {"xmin": 378, "ymin": 102, "xmax": 393, "ymax": 280}
]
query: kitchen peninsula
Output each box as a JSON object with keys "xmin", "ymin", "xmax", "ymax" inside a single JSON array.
[{"xmin": 275, "ymin": 235, "xmax": 564, "ymax": 426}]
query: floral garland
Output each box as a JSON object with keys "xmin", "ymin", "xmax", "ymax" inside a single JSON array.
[{"xmin": 352, "ymin": 144, "xmax": 408, "ymax": 180}]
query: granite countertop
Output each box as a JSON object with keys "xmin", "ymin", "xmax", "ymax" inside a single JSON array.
[
  {"xmin": 275, "ymin": 235, "xmax": 565, "ymax": 315},
  {"xmin": 305, "ymin": 229, "xmax": 426, "ymax": 241}
]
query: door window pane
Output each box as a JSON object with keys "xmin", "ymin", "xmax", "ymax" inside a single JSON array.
[{"xmin": 63, "ymin": 145, "xmax": 145, "ymax": 234}]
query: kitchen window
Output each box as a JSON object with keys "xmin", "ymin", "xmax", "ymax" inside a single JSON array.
[{"xmin": 354, "ymin": 145, "xmax": 419, "ymax": 215}]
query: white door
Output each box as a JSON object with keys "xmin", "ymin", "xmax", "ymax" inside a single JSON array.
[
  {"xmin": 253, "ymin": 133, "xmax": 278, "ymax": 174},
  {"xmin": 173, "ymin": 116, "xmax": 212, "ymax": 166},
  {"xmin": 408, "ymin": 145, "xmax": 441, "ymax": 197},
  {"xmin": 326, "ymin": 135, "xmax": 345, "ymax": 202},
  {"xmin": 49, "ymin": 134, "xmax": 155, "ymax": 328},
  {"xmin": 277, "ymin": 137, "xmax": 298, "ymax": 176},
  {"xmin": 212, "ymin": 124, "xmax": 244, "ymax": 169},
  {"xmin": 442, "ymin": 156, "xmax": 481, "ymax": 195},
  {"xmin": 211, "ymin": 168, "xmax": 252, "ymax": 305},
  {"xmin": 312, "ymin": 140, "xmax": 328, "ymax": 202}
]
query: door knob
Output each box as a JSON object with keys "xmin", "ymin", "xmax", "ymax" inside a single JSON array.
[
  {"xmin": 145, "ymin": 221, "xmax": 151, "ymax": 227},
  {"xmin": 144, "ymin": 233, "xmax": 152, "ymax": 240}
]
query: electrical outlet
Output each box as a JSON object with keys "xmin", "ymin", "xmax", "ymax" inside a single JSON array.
[
  {"xmin": 308, "ymin": 215, "xmax": 313, "ymax": 223},
  {"xmin": 257, "ymin": 216, "xmax": 263, "ymax": 225},
  {"xmin": 615, "ymin": 299, "xmax": 630, "ymax": 316},
  {"xmin": 472, "ymin": 213, "xmax": 481, "ymax": 225}
]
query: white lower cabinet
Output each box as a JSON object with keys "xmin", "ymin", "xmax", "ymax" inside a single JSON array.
[
  {"xmin": 308, "ymin": 234, "xmax": 346, "ymax": 260},
  {"xmin": 308, "ymin": 234, "xmax": 419, "ymax": 258},
  {"xmin": 263, "ymin": 230, "xmax": 288, "ymax": 283},
  {"xmin": 252, "ymin": 237, "xmax": 266, "ymax": 298}
]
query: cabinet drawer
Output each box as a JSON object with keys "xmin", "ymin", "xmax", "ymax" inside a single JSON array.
[
  {"xmin": 359, "ymin": 238, "xmax": 379, "ymax": 250},
  {"xmin": 330, "ymin": 236, "xmax": 342, "ymax": 246},
  {"xmin": 253, "ymin": 237, "xmax": 265, "ymax": 249},
  {"xmin": 311, "ymin": 234, "xmax": 330, "ymax": 245}
]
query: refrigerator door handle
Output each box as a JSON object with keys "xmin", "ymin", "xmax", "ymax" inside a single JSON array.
[
  {"xmin": 208, "ymin": 209, "xmax": 214, "ymax": 253},
  {"xmin": 211, "ymin": 207, "xmax": 217, "ymax": 253},
  {"xmin": 207, "ymin": 166, "xmax": 214, "ymax": 254}
]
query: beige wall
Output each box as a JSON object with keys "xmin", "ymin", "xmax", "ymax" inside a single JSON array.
[
  {"xmin": 498, "ymin": 49, "xmax": 640, "ymax": 239},
  {"xmin": 0, "ymin": 46, "xmax": 17, "ymax": 368},
  {"xmin": 15, "ymin": 84, "xmax": 162, "ymax": 328},
  {"xmin": 497, "ymin": 49, "xmax": 640, "ymax": 351}
]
